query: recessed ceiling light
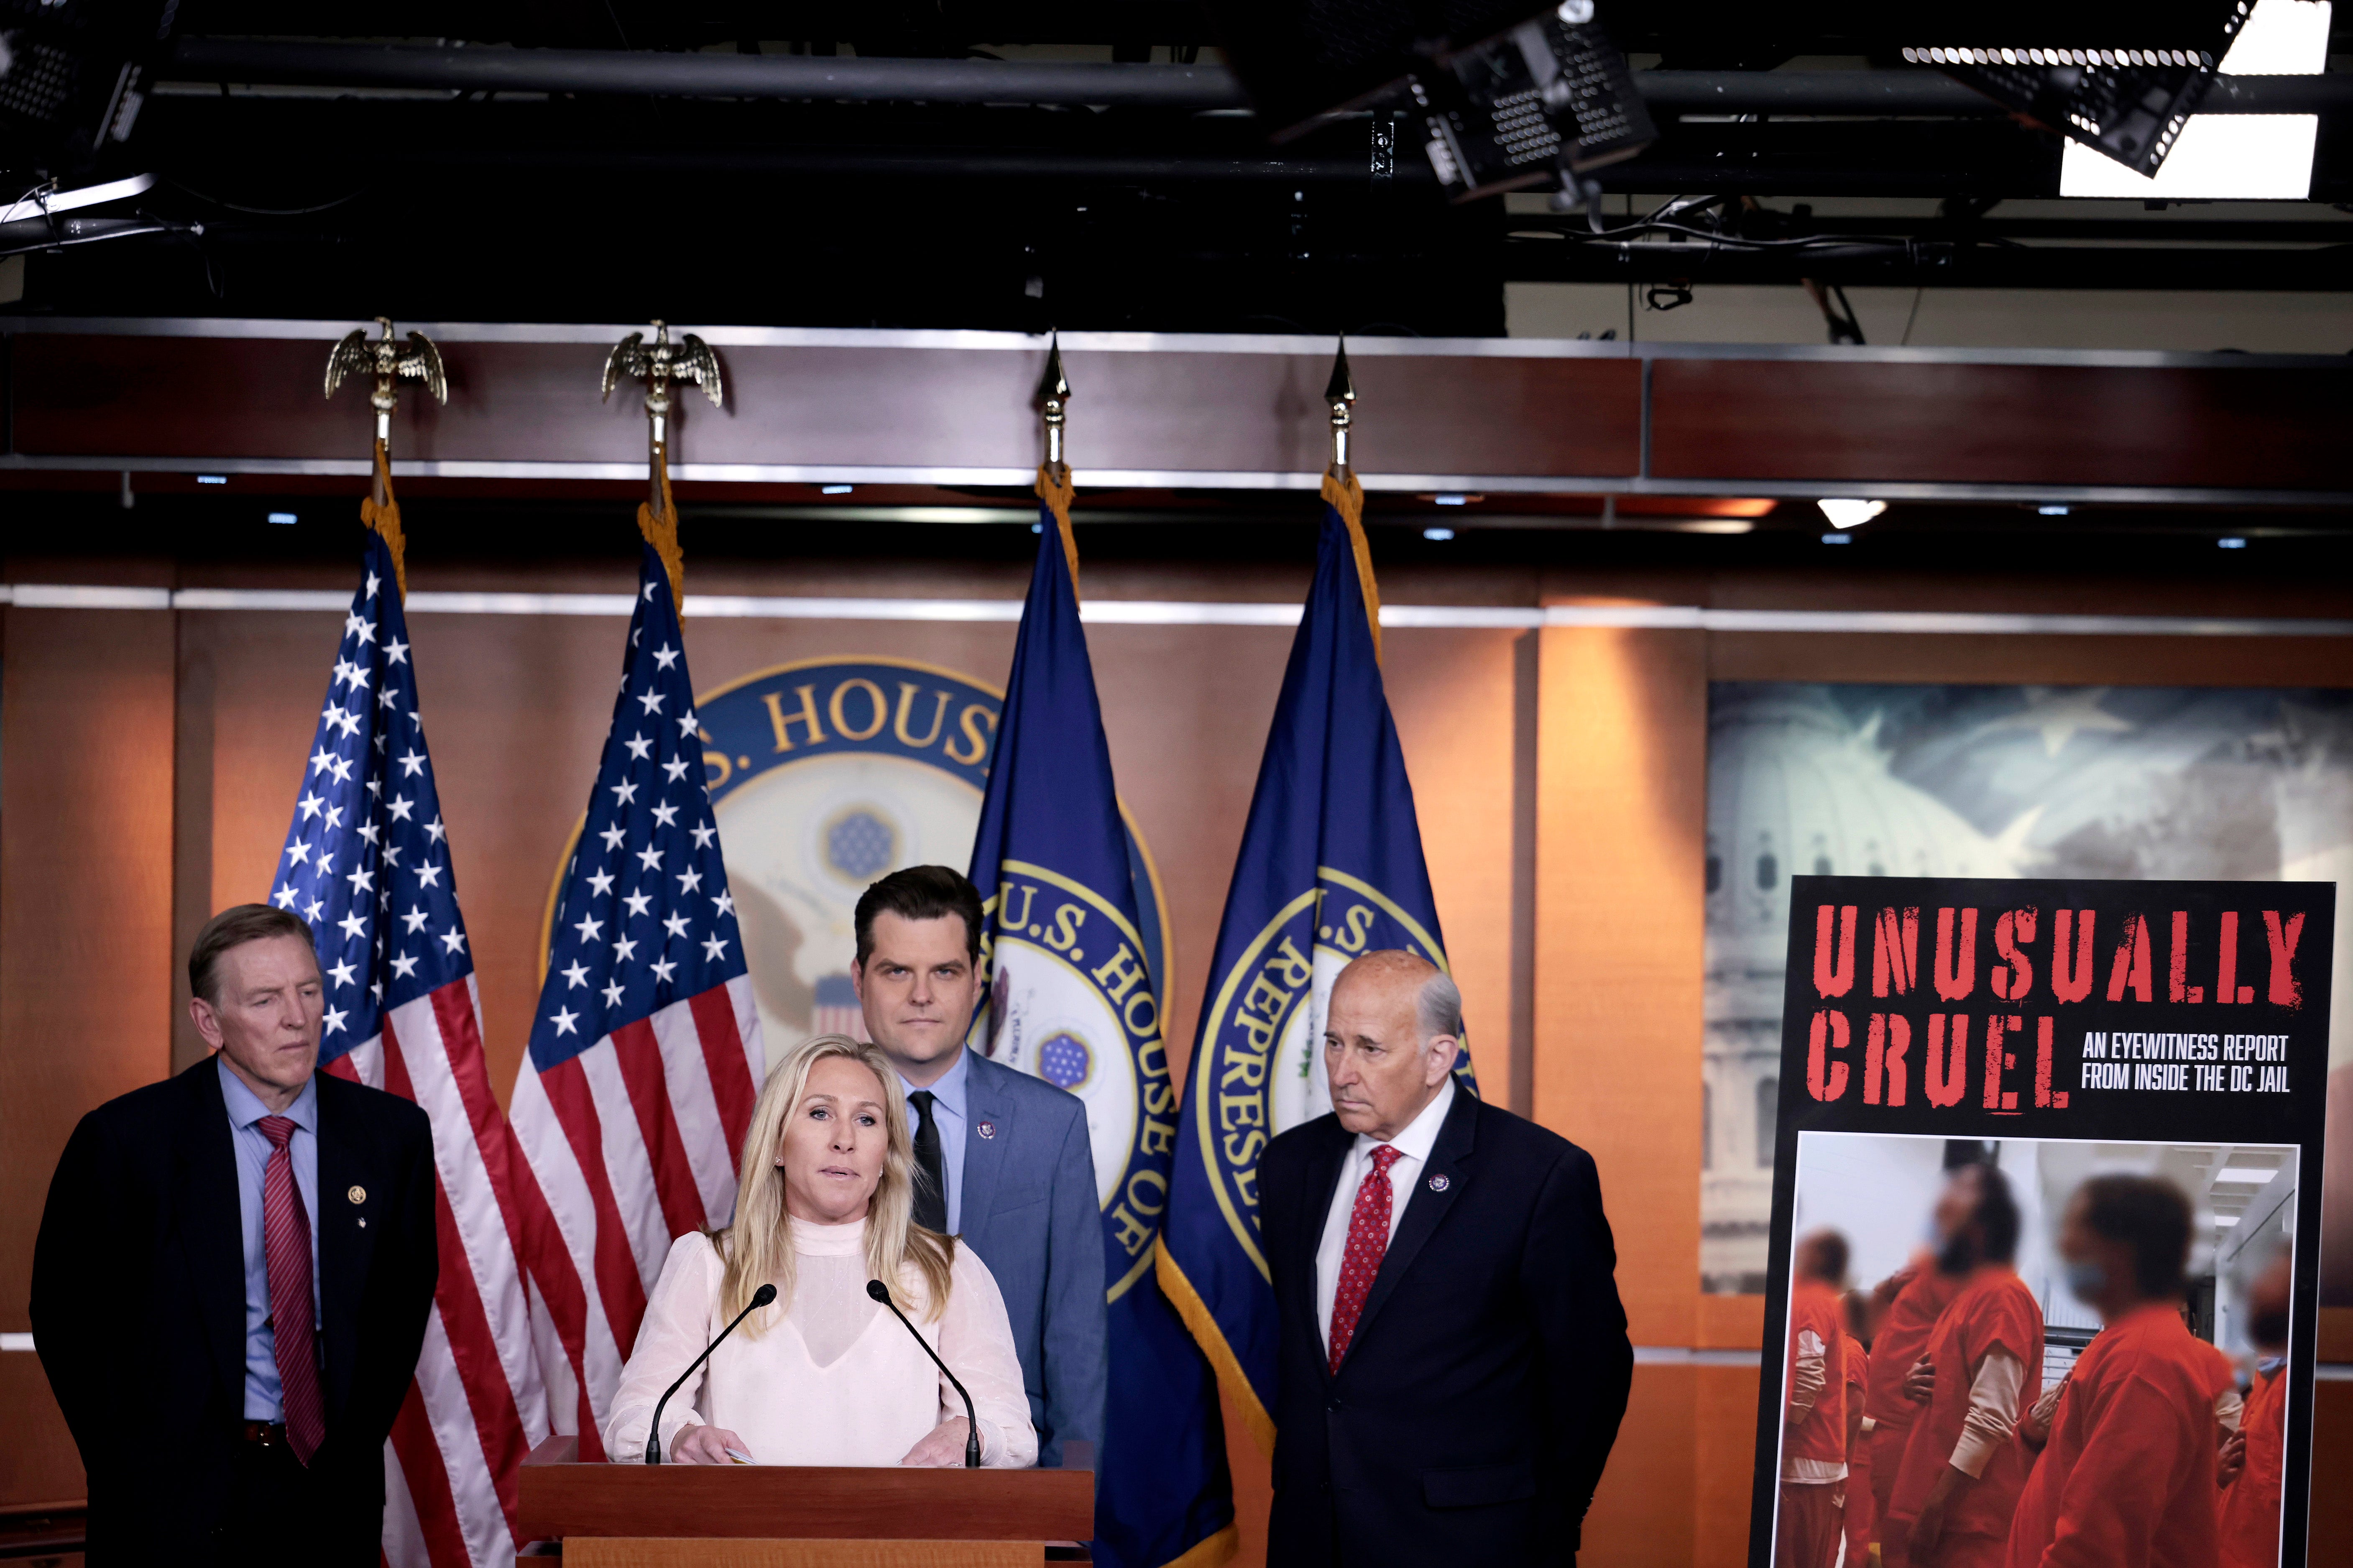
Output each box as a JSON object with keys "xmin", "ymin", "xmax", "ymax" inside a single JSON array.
[
  {"xmin": 2219, "ymin": 537, "xmax": 2248, "ymax": 549},
  {"xmin": 2214, "ymin": 1166, "xmax": 2279, "ymax": 1184},
  {"xmin": 1816, "ymin": 498, "xmax": 1886, "ymax": 529},
  {"xmin": 1423, "ymin": 526, "xmax": 1456, "ymax": 541},
  {"xmin": 266, "ymin": 512, "xmax": 297, "ymax": 525},
  {"xmin": 2213, "ymin": 1214, "xmax": 2242, "ymax": 1226}
]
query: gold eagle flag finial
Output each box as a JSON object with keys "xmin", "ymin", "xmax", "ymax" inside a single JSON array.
[
  {"xmin": 324, "ymin": 316, "xmax": 446, "ymax": 598},
  {"xmin": 1032, "ymin": 331, "xmax": 1078, "ymax": 585},
  {"xmin": 603, "ymin": 321, "xmax": 722, "ymax": 614},
  {"xmin": 1320, "ymin": 336, "xmax": 1379, "ymax": 663}
]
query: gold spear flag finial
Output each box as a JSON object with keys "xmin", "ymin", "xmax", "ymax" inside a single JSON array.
[
  {"xmin": 603, "ymin": 320, "xmax": 723, "ymax": 614},
  {"xmin": 1032, "ymin": 331, "xmax": 1078, "ymax": 584},
  {"xmin": 324, "ymin": 316, "xmax": 447, "ymax": 598},
  {"xmin": 1319, "ymin": 335, "xmax": 1379, "ymax": 662}
]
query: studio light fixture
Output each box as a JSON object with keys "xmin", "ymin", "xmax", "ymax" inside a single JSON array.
[
  {"xmin": 2219, "ymin": 536, "xmax": 2249, "ymax": 549},
  {"xmin": 1816, "ymin": 498, "xmax": 1887, "ymax": 529},
  {"xmin": 197, "ymin": 475, "xmax": 228, "ymax": 485},
  {"xmin": 2058, "ymin": 0, "xmax": 2328, "ymax": 199},
  {"xmin": 1423, "ymin": 526, "xmax": 1458, "ymax": 541},
  {"xmin": 266, "ymin": 511, "xmax": 297, "ymax": 525},
  {"xmin": 2039, "ymin": 504, "xmax": 2072, "ymax": 516},
  {"xmin": 821, "ymin": 483, "xmax": 854, "ymax": 494},
  {"xmin": 1821, "ymin": 533, "xmax": 1854, "ymax": 545}
]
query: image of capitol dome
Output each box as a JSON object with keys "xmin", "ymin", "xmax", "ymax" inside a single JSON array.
[
  {"xmin": 1705, "ymin": 685, "xmax": 2041, "ymax": 1294},
  {"xmin": 1702, "ymin": 679, "xmax": 2353, "ymax": 1296}
]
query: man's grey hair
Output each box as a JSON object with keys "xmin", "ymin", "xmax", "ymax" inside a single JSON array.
[{"xmin": 1415, "ymin": 970, "xmax": 1463, "ymax": 1042}]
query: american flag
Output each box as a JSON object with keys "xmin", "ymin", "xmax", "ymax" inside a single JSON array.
[
  {"xmin": 508, "ymin": 543, "xmax": 762, "ymax": 1461},
  {"xmin": 270, "ymin": 526, "xmax": 551, "ymax": 1567}
]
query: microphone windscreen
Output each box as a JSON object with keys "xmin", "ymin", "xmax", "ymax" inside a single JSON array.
[
  {"xmin": 865, "ymin": 1279, "xmax": 892, "ymax": 1303},
  {"xmin": 751, "ymin": 1283, "xmax": 779, "ymax": 1307}
]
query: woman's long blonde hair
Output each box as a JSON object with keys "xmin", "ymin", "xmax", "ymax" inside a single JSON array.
[{"xmin": 715, "ymin": 1034, "xmax": 955, "ymax": 1334}]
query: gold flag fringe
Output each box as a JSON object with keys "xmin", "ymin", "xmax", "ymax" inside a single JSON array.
[
  {"xmin": 638, "ymin": 447, "xmax": 687, "ymax": 615},
  {"xmin": 1322, "ymin": 468, "xmax": 1381, "ymax": 664},
  {"xmin": 1036, "ymin": 462, "xmax": 1080, "ymax": 588},
  {"xmin": 362, "ymin": 439, "xmax": 408, "ymax": 600}
]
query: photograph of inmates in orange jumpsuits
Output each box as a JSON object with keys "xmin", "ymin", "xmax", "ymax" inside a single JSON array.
[{"xmin": 1769, "ymin": 1134, "xmax": 2297, "ymax": 1568}]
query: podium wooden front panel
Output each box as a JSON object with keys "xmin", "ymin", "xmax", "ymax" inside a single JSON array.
[{"xmin": 518, "ymin": 1437, "xmax": 1092, "ymax": 1556}]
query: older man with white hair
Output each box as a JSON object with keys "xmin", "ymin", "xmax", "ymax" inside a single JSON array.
[{"xmin": 1260, "ymin": 948, "xmax": 1633, "ymax": 1567}]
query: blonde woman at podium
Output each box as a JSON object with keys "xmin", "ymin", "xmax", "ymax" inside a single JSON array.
[{"xmin": 605, "ymin": 1034, "xmax": 1039, "ymax": 1467}]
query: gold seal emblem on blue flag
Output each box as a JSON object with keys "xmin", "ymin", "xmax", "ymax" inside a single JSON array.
[{"xmin": 1160, "ymin": 474, "xmax": 1474, "ymax": 1454}]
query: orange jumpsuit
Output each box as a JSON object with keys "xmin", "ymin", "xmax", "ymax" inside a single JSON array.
[
  {"xmin": 1844, "ymin": 1334, "xmax": 1875, "ymax": 1567},
  {"xmin": 1779, "ymin": 1278, "xmax": 1848, "ymax": 1568},
  {"xmin": 2216, "ymin": 1363, "xmax": 2286, "ymax": 1568},
  {"xmin": 1868, "ymin": 1263, "xmax": 1965, "ymax": 1526},
  {"xmin": 1884, "ymin": 1265, "xmax": 2043, "ymax": 1568},
  {"xmin": 2003, "ymin": 1303, "xmax": 2222, "ymax": 1568}
]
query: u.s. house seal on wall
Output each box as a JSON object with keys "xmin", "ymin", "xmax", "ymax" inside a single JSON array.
[{"xmin": 541, "ymin": 656, "xmax": 1170, "ymax": 1213}]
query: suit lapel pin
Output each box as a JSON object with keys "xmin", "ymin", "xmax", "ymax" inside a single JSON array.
[
  {"xmin": 977, "ymin": 1121, "xmax": 997, "ymax": 1140},
  {"xmin": 348, "ymin": 1185, "xmax": 367, "ymax": 1204},
  {"xmin": 1427, "ymin": 1173, "xmax": 1450, "ymax": 1192}
]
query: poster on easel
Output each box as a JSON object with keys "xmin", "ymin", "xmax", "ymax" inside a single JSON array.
[{"xmin": 1748, "ymin": 876, "xmax": 2331, "ymax": 1568}]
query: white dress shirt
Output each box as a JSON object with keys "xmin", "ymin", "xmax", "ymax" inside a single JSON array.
[{"xmin": 1316, "ymin": 1076, "xmax": 1455, "ymax": 1354}]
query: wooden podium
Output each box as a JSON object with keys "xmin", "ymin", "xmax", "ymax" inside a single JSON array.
[{"xmin": 517, "ymin": 1436, "xmax": 1094, "ymax": 1568}]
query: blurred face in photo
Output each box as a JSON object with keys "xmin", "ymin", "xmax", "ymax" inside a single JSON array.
[
  {"xmin": 191, "ymin": 933, "xmax": 324, "ymax": 1105},
  {"xmin": 1931, "ymin": 1165, "xmax": 1987, "ymax": 1275},
  {"xmin": 778, "ymin": 1055, "xmax": 890, "ymax": 1226},
  {"xmin": 853, "ymin": 912, "xmax": 981, "ymax": 1083}
]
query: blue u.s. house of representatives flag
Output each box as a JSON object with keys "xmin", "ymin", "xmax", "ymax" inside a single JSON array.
[
  {"xmin": 968, "ymin": 470, "xmax": 1236, "ymax": 1568},
  {"xmin": 1158, "ymin": 471, "xmax": 1475, "ymax": 1455}
]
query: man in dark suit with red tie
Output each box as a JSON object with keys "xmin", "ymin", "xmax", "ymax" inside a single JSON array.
[
  {"xmin": 30, "ymin": 905, "xmax": 437, "ymax": 1565},
  {"xmin": 1261, "ymin": 949, "xmax": 1633, "ymax": 1567}
]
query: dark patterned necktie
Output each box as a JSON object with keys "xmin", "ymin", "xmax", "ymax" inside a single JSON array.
[
  {"xmin": 258, "ymin": 1115, "xmax": 325, "ymax": 1463},
  {"xmin": 1328, "ymin": 1144, "xmax": 1403, "ymax": 1374},
  {"xmin": 908, "ymin": 1090, "xmax": 947, "ymax": 1232}
]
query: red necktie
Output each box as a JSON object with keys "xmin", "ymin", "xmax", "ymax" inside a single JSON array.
[
  {"xmin": 1328, "ymin": 1144, "xmax": 1404, "ymax": 1374},
  {"xmin": 259, "ymin": 1115, "xmax": 326, "ymax": 1463}
]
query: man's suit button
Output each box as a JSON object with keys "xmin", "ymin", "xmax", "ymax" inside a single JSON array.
[{"xmin": 1326, "ymin": 1398, "xmax": 1342, "ymax": 1412}]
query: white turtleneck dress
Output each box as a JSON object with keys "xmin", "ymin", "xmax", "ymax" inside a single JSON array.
[{"xmin": 603, "ymin": 1216, "xmax": 1038, "ymax": 1467}]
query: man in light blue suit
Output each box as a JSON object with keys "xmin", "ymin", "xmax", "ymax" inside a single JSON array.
[{"xmin": 850, "ymin": 865, "xmax": 1106, "ymax": 1467}]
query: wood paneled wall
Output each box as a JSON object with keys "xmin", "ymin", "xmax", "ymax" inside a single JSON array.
[
  {"xmin": 0, "ymin": 606, "xmax": 178, "ymax": 1506},
  {"xmin": 5, "ymin": 548, "xmax": 2352, "ymax": 1566}
]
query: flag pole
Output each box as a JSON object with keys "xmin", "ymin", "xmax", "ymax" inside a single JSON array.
[
  {"xmin": 1033, "ymin": 331, "xmax": 1080, "ymax": 586},
  {"xmin": 1321, "ymin": 336, "xmax": 1381, "ymax": 662},
  {"xmin": 324, "ymin": 316, "xmax": 446, "ymax": 598},
  {"xmin": 602, "ymin": 320, "xmax": 722, "ymax": 615}
]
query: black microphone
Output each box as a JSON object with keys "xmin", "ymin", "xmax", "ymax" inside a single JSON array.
[
  {"xmin": 645, "ymin": 1282, "xmax": 777, "ymax": 1465},
  {"xmin": 867, "ymin": 1277, "xmax": 982, "ymax": 1468}
]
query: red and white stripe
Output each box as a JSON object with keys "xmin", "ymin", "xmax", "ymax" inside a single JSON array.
[
  {"xmin": 330, "ymin": 977, "xmax": 552, "ymax": 1567},
  {"xmin": 508, "ymin": 976, "xmax": 762, "ymax": 1458}
]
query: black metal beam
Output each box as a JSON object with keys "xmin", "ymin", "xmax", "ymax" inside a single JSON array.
[{"xmin": 159, "ymin": 43, "xmax": 2353, "ymax": 116}]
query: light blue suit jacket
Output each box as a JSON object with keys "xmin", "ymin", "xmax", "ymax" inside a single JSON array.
[{"xmin": 954, "ymin": 1051, "xmax": 1106, "ymax": 1467}]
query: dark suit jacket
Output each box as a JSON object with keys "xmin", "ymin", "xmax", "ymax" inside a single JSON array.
[
  {"xmin": 955, "ymin": 1051, "xmax": 1107, "ymax": 1467},
  {"xmin": 1262, "ymin": 1087, "xmax": 1633, "ymax": 1568},
  {"xmin": 30, "ymin": 1056, "xmax": 437, "ymax": 1566}
]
